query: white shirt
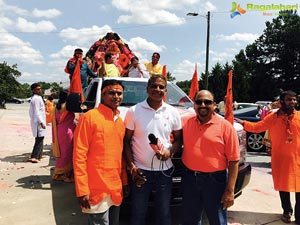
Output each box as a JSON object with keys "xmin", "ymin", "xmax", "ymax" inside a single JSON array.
[
  {"xmin": 124, "ymin": 100, "xmax": 182, "ymax": 171},
  {"xmin": 128, "ymin": 63, "xmax": 149, "ymax": 78},
  {"xmin": 29, "ymin": 94, "xmax": 46, "ymax": 137}
]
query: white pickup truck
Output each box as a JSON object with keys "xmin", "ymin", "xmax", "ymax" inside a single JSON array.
[{"xmin": 68, "ymin": 77, "xmax": 251, "ymax": 204}]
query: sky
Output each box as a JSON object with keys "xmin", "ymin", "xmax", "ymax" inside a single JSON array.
[{"xmin": 0, "ymin": 0, "xmax": 298, "ymax": 85}]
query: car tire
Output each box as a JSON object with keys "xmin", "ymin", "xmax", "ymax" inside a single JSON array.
[{"xmin": 247, "ymin": 132, "xmax": 265, "ymax": 152}]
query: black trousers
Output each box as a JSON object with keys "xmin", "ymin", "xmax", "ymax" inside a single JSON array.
[
  {"xmin": 31, "ymin": 136, "xmax": 44, "ymax": 159},
  {"xmin": 279, "ymin": 191, "xmax": 300, "ymax": 218}
]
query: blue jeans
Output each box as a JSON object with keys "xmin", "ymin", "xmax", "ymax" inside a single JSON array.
[
  {"xmin": 130, "ymin": 168, "xmax": 173, "ymax": 225},
  {"xmin": 87, "ymin": 205, "xmax": 120, "ymax": 225},
  {"xmin": 182, "ymin": 167, "xmax": 227, "ymax": 225}
]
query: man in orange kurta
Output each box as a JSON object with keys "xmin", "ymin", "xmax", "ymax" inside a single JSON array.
[
  {"xmin": 73, "ymin": 79, "xmax": 128, "ymax": 225},
  {"xmin": 238, "ymin": 90, "xmax": 300, "ymax": 224}
]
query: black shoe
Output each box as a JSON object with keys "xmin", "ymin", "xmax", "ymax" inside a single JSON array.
[{"xmin": 281, "ymin": 213, "xmax": 292, "ymax": 223}]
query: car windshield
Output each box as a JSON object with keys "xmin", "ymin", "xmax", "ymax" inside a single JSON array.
[{"xmin": 120, "ymin": 80, "xmax": 193, "ymax": 108}]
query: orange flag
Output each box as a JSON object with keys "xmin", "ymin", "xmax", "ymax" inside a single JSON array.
[
  {"xmin": 68, "ymin": 60, "xmax": 84, "ymax": 102},
  {"xmin": 224, "ymin": 70, "xmax": 234, "ymax": 124},
  {"xmin": 188, "ymin": 64, "xmax": 199, "ymax": 100}
]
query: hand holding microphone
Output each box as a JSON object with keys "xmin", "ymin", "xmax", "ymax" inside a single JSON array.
[{"xmin": 148, "ymin": 133, "xmax": 171, "ymax": 161}]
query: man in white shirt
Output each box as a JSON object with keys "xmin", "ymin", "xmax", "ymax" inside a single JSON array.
[
  {"xmin": 128, "ymin": 56, "xmax": 149, "ymax": 78},
  {"xmin": 28, "ymin": 83, "xmax": 46, "ymax": 163}
]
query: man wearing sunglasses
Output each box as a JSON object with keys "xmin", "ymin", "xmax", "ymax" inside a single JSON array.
[
  {"xmin": 73, "ymin": 79, "xmax": 128, "ymax": 225},
  {"xmin": 28, "ymin": 83, "xmax": 46, "ymax": 163},
  {"xmin": 181, "ymin": 90, "xmax": 240, "ymax": 225}
]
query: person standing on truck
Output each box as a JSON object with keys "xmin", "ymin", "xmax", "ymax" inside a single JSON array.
[
  {"xmin": 181, "ymin": 90, "xmax": 240, "ymax": 225},
  {"xmin": 237, "ymin": 90, "xmax": 300, "ymax": 224},
  {"xmin": 73, "ymin": 79, "xmax": 128, "ymax": 225},
  {"xmin": 123, "ymin": 75, "xmax": 183, "ymax": 225},
  {"xmin": 64, "ymin": 48, "xmax": 98, "ymax": 89},
  {"xmin": 144, "ymin": 52, "xmax": 163, "ymax": 77}
]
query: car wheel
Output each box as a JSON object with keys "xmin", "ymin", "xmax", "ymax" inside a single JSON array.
[{"xmin": 247, "ymin": 132, "xmax": 264, "ymax": 151}]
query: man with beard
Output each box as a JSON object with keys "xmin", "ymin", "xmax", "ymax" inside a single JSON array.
[
  {"xmin": 237, "ymin": 90, "xmax": 300, "ymax": 224},
  {"xmin": 181, "ymin": 90, "xmax": 240, "ymax": 225},
  {"xmin": 123, "ymin": 75, "xmax": 182, "ymax": 225}
]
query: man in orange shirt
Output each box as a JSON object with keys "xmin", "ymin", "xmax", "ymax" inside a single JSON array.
[
  {"xmin": 237, "ymin": 90, "xmax": 300, "ymax": 224},
  {"xmin": 73, "ymin": 79, "xmax": 128, "ymax": 225},
  {"xmin": 181, "ymin": 90, "xmax": 240, "ymax": 225}
]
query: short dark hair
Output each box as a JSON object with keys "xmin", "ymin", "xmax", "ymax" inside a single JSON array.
[
  {"xmin": 280, "ymin": 90, "xmax": 296, "ymax": 101},
  {"xmin": 147, "ymin": 75, "xmax": 167, "ymax": 88},
  {"xmin": 101, "ymin": 79, "xmax": 124, "ymax": 91},
  {"xmin": 74, "ymin": 48, "xmax": 83, "ymax": 54},
  {"xmin": 130, "ymin": 56, "xmax": 139, "ymax": 63},
  {"xmin": 152, "ymin": 52, "xmax": 160, "ymax": 59},
  {"xmin": 31, "ymin": 83, "xmax": 40, "ymax": 90},
  {"xmin": 104, "ymin": 52, "xmax": 113, "ymax": 62}
]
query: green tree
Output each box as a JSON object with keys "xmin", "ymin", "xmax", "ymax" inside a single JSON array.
[
  {"xmin": 167, "ymin": 71, "xmax": 176, "ymax": 82},
  {"xmin": 245, "ymin": 10, "xmax": 300, "ymax": 100},
  {"xmin": 0, "ymin": 62, "xmax": 21, "ymax": 101}
]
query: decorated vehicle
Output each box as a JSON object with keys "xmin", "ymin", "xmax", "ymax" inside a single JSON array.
[{"xmin": 85, "ymin": 32, "xmax": 135, "ymax": 77}]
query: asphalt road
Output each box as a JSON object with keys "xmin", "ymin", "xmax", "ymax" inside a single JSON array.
[{"xmin": 0, "ymin": 103, "xmax": 293, "ymax": 225}]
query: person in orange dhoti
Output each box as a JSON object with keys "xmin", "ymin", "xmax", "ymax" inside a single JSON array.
[
  {"xmin": 236, "ymin": 90, "xmax": 300, "ymax": 224},
  {"xmin": 73, "ymin": 79, "xmax": 128, "ymax": 225}
]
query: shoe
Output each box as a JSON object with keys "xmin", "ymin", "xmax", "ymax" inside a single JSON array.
[{"xmin": 281, "ymin": 213, "xmax": 292, "ymax": 223}]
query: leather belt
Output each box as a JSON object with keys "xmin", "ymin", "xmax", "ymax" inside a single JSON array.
[{"xmin": 185, "ymin": 167, "xmax": 225, "ymax": 176}]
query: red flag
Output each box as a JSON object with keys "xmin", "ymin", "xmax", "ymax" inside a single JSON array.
[
  {"xmin": 188, "ymin": 64, "xmax": 199, "ymax": 100},
  {"xmin": 224, "ymin": 70, "xmax": 233, "ymax": 124},
  {"xmin": 162, "ymin": 65, "xmax": 167, "ymax": 79},
  {"xmin": 68, "ymin": 60, "xmax": 84, "ymax": 102}
]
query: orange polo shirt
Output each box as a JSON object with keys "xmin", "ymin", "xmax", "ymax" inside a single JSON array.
[
  {"xmin": 73, "ymin": 104, "xmax": 126, "ymax": 205},
  {"xmin": 182, "ymin": 114, "xmax": 240, "ymax": 172}
]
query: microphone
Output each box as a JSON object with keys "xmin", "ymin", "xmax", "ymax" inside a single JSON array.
[
  {"xmin": 148, "ymin": 133, "xmax": 157, "ymax": 145},
  {"xmin": 148, "ymin": 133, "xmax": 163, "ymax": 153}
]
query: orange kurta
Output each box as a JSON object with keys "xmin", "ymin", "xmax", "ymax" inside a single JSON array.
[
  {"xmin": 45, "ymin": 100, "xmax": 54, "ymax": 124},
  {"xmin": 244, "ymin": 110, "xmax": 300, "ymax": 192},
  {"xmin": 73, "ymin": 104, "xmax": 127, "ymax": 205}
]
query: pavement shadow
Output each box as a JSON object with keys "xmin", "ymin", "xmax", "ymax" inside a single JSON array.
[
  {"xmin": 0, "ymin": 145, "xmax": 52, "ymax": 163},
  {"xmin": 228, "ymin": 210, "xmax": 284, "ymax": 225}
]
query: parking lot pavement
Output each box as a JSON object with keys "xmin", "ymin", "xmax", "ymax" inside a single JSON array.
[{"xmin": 0, "ymin": 104, "xmax": 296, "ymax": 225}]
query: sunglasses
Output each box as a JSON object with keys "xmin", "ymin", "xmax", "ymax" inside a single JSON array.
[
  {"xmin": 107, "ymin": 91, "xmax": 123, "ymax": 96},
  {"xmin": 150, "ymin": 84, "xmax": 165, "ymax": 90},
  {"xmin": 195, "ymin": 99, "xmax": 213, "ymax": 105}
]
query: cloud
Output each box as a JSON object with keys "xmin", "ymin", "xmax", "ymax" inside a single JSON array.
[
  {"xmin": 216, "ymin": 33, "xmax": 259, "ymax": 42},
  {"xmin": 15, "ymin": 17, "xmax": 56, "ymax": 32},
  {"xmin": 173, "ymin": 59, "xmax": 202, "ymax": 81},
  {"xmin": 128, "ymin": 37, "xmax": 166, "ymax": 52},
  {"xmin": 0, "ymin": 30, "xmax": 43, "ymax": 64},
  {"xmin": 112, "ymin": 0, "xmax": 194, "ymax": 25},
  {"xmin": 32, "ymin": 8, "xmax": 61, "ymax": 18},
  {"xmin": 59, "ymin": 25, "xmax": 113, "ymax": 45}
]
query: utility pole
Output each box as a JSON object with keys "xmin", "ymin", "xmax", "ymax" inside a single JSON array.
[{"xmin": 205, "ymin": 11, "xmax": 210, "ymax": 90}]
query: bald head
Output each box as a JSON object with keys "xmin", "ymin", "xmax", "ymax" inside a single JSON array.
[{"xmin": 195, "ymin": 90, "xmax": 215, "ymax": 102}]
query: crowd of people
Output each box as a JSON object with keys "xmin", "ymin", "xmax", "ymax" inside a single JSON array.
[{"xmin": 27, "ymin": 48, "xmax": 300, "ymax": 225}]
